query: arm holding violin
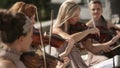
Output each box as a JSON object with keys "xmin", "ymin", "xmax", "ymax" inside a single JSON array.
[
  {"xmin": 52, "ymin": 27, "xmax": 71, "ymax": 40},
  {"xmin": 52, "ymin": 27, "xmax": 75, "ymax": 58},
  {"xmin": 53, "ymin": 26, "xmax": 99, "ymax": 43},
  {"xmin": 94, "ymin": 31, "xmax": 120, "ymax": 46},
  {"xmin": 53, "ymin": 24, "xmax": 99, "ymax": 57},
  {"xmin": 84, "ymin": 31, "xmax": 120, "ymax": 54},
  {"xmin": 70, "ymin": 28, "xmax": 99, "ymax": 42},
  {"xmin": 82, "ymin": 38, "xmax": 104, "ymax": 54}
]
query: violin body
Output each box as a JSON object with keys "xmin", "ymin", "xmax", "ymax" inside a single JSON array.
[
  {"xmin": 93, "ymin": 26, "xmax": 120, "ymax": 58},
  {"xmin": 69, "ymin": 22, "xmax": 88, "ymax": 35},
  {"xmin": 20, "ymin": 51, "xmax": 57, "ymax": 68},
  {"xmin": 32, "ymin": 29, "xmax": 66, "ymax": 48},
  {"xmin": 32, "ymin": 22, "xmax": 91, "ymax": 48},
  {"xmin": 94, "ymin": 26, "xmax": 113, "ymax": 43}
]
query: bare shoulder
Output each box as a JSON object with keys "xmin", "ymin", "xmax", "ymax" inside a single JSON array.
[{"xmin": 0, "ymin": 58, "xmax": 16, "ymax": 68}]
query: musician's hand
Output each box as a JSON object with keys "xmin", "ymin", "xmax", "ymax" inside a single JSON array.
[
  {"xmin": 116, "ymin": 31, "xmax": 120, "ymax": 37},
  {"xmin": 56, "ymin": 57, "xmax": 70, "ymax": 68},
  {"xmin": 66, "ymin": 38, "xmax": 75, "ymax": 44},
  {"xmin": 90, "ymin": 27, "xmax": 100, "ymax": 36},
  {"xmin": 59, "ymin": 38, "xmax": 75, "ymax": 58},
  {"xmin": 100, "ymin": 45, "xmax": 112, "ymax": 53}
]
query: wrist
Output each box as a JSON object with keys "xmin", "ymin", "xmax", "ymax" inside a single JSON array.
[{"xmin": 111, "ymin": 35, "xmax": 119, "ymax": 44}]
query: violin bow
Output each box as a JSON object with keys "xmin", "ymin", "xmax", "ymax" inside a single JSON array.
[
  {"xmin": 87, "ymin": 0, "xmax": 96, "ymax": 27},
  {"xmin": 48, "ymin": 10, "xmax": 54, "ymax": 54},
  {"xmin": 87, "ymin": 0, "xmax": 100, "ymax": 37},
  {"xmin": 87, "ymin": 0, "xmax": 95, "ymax": 28},
  {"xmin": 112, "ymin": 44, "xmax": 120, "ymax": 50},
  {"xmin": 36, "ymin": 9, "xmax": 47, "ymax": 68}
]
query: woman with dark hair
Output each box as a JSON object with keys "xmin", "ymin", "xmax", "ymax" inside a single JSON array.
[
  {"xmin": 0, "ymin": 10, "xmax": 33, "ymax": 68},
  {"xmin": 8, "ymin": 2, "xmax": 70, "ymax": 68}
]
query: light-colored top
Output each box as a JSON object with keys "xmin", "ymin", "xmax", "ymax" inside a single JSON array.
[{"xmin": 0, "ymin": 45, "xmax": 26, "ymax": 68}]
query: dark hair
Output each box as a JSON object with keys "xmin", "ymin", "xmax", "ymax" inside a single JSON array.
[
  {"xmin": 89, "ymin": 0, "xmax": 102, "ymax": 7},
  {"xmin": 0, "ymin": 11, "xmax": 30, "ymax": 43}
]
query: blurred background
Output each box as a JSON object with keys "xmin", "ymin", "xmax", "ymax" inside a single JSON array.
[{"xmin": 0, "ymin": 0, "xmax": 120, "ymax": 31}]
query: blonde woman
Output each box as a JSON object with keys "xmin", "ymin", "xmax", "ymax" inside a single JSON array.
[{"xmin": 52, "ymin": 1, "xmax": 99, "ymax": 68}]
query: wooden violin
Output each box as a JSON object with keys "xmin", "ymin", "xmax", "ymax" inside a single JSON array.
[
  {"xmin": 32, "ymin": 28, "xmax": 66, "ymax": 48},
  {"xmin": 32, "ymin": 27, "xmax": 82, "ymax": 48},
  {"xmin": 20, "ymin": 50, "xmax": 64, "ymax": 68},
  {"xmin": 97, "ymin": 27, "xmax": 120, "ymax": 58},
  {"xmin": 68, "ymin": 22, "xmax": 99, "ymax": 41},
  {"xmin": 68, "ymin": 22, "xmax": 120, "ymax": 58}
]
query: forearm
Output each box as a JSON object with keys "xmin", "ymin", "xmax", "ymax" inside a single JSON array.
[
  {"xmin": 60, "ymin": 41, "xmax": 74, "ymax": 56},
  {"xmin": 82, "ymin": 39, "xmax": 101, "ymax": 54},
  {"xmin": 70, "ymin": 29, "xmax": 91, "ymax": 42},
  {"xmin": 106, "ymin": 34, "xmax": 120, "ymax": 45},
  {"xmin": 93, "ymin": 35, "xmax": 120, "ymax": 46},
  {"xmin": 62, "ymin": 29, "xmax": 91, "ymax": 56},
  {"xmin": 52, "ymin": 28, "xmax": 71, "ymax": 39}
]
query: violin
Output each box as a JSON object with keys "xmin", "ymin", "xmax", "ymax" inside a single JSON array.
[
  {"xmin": 22, "ymin": 10, "xmax": 64, "ymax": 68},
  {"xmin": 68, "ymin": 22, "xmax": 120, "ymax": 58},
  {"xmin": 97, "ymin": 27, "xmax": 120, "ymax": 58},
  {"xmin": 32, "ymin": 28, "xmax": 66, "ymax": 48},
  {"xmin": 20, "ymin": 51, "xmax": 64, "ymax": 68},
  {"xmin": 85, "ymin": 24, "xmax": 120, "ymax": 58},
  {"xmin": 92, "ymin": 26, "xmax": 113, "ymax": 43},
  {"xmin": 32, "ymin": 28, "xmax": 82, "ymax": 49},
  {"xmin": 68, "ymin": 22, "xmax": 98, "ymax": 41}
]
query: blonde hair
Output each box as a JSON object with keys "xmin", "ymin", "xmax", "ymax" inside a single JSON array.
[
  {"xmin": 54, "ymin": 1, "xmax": 80, "ymax": 28},
  {"xmin": 9, "ymin": 1, "xmax": 37, "ymax": 18},
  {"xmin": 9, "ymin": 2, "xmax": 25, "ymax": 14},
  {"xmin": 89, "ymin": 0, "xmax": 102, "ymax": 7}
]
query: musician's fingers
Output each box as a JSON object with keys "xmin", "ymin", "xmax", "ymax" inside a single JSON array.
[
  {"xmin": 66, "ymin": 38, "xmax": 75, "ymax": 45},
  {"xmin": 56, "ymin": 57, "xmax": 70, "ymax": 68},
  {"xmin": 62, "ymin": 57, "xmax": 70, "ymax": 67},
  {"xmin": 63, "ymin": 57, "xmax": 69, "ymax": 63},
  {"xmin": 103, "ymin": 47, "xmax": 112, "ymax": 52},
  {"xmin": 59, "ymin": 38, "xmax": 75, "ymax": 58},
  {"xmin": 116, "ymin": 31, "xmax": 120, "ymax": 36}
]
